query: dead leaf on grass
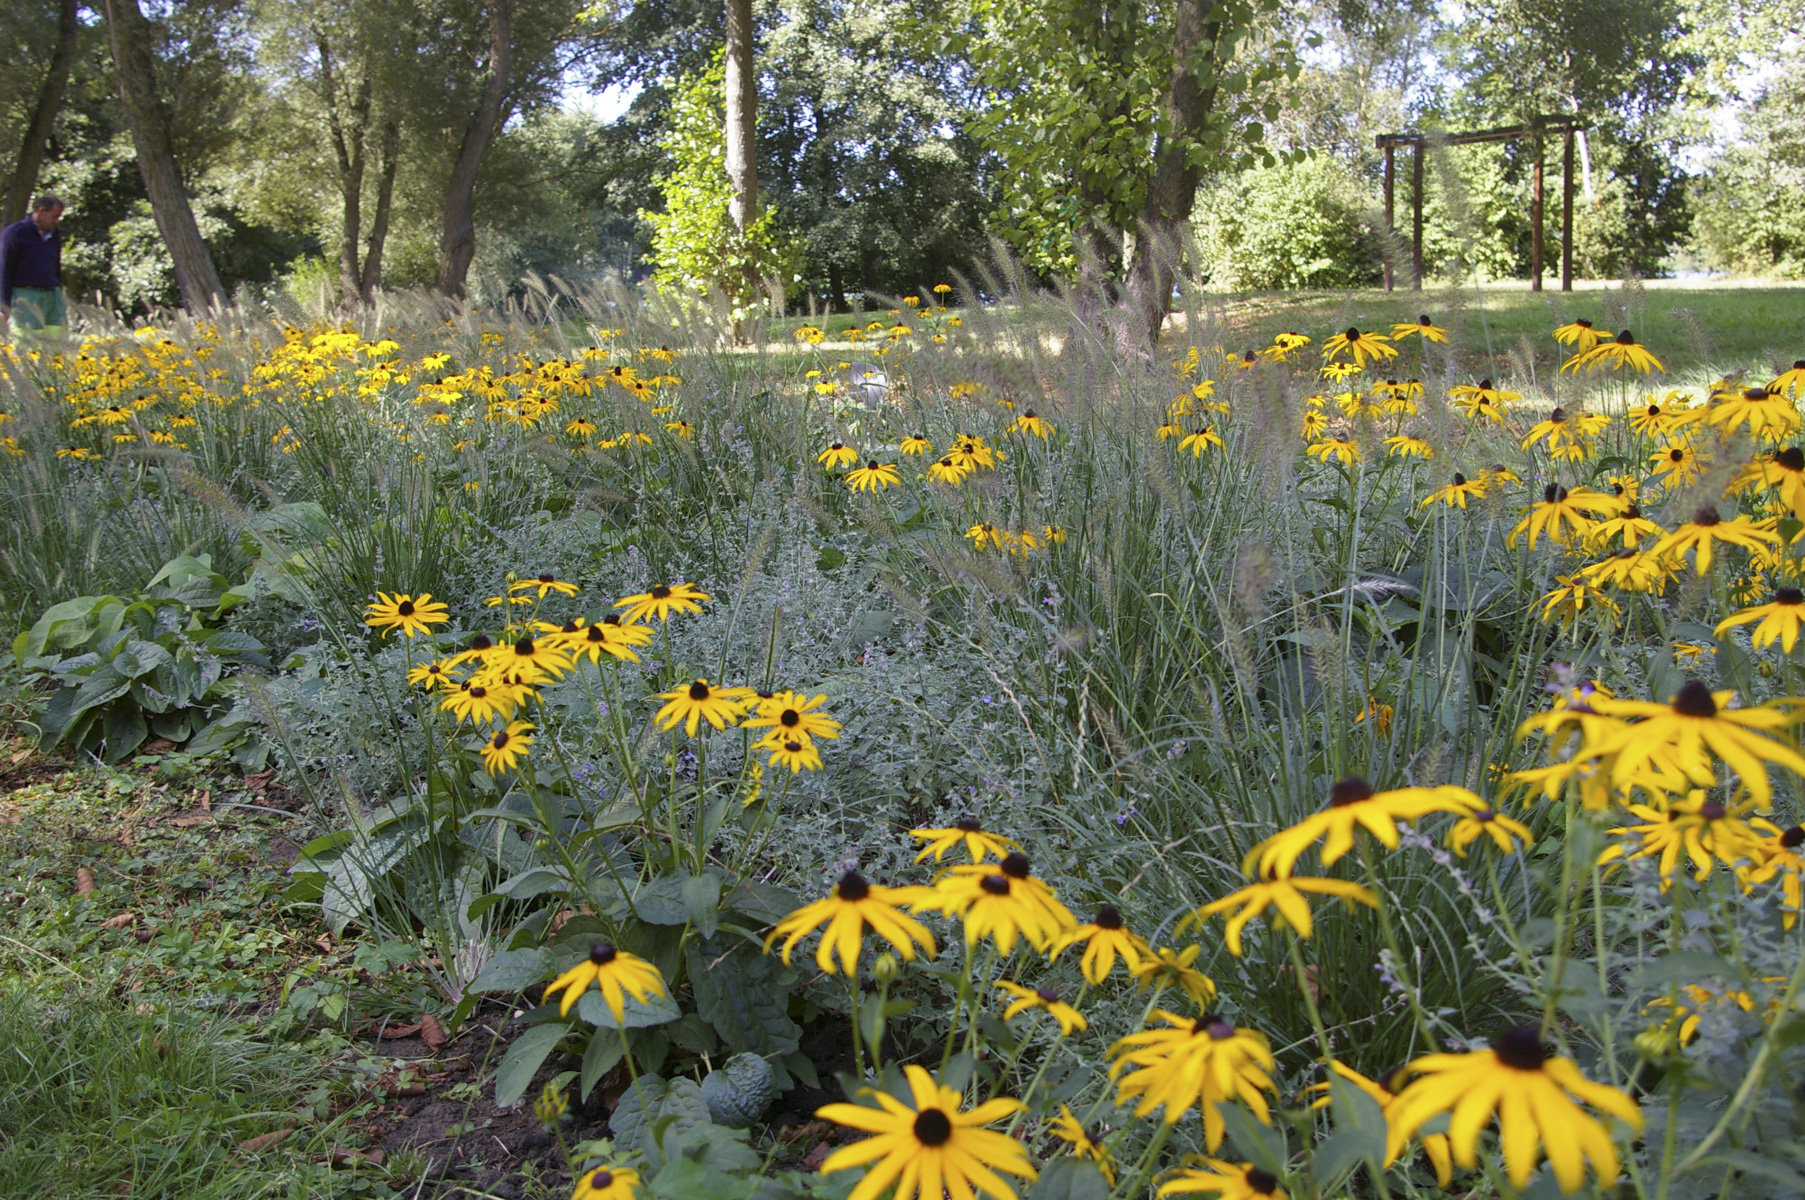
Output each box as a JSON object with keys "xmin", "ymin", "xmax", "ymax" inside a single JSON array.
[
  {"xmin": 379, "ymin": 1022, "xmax": 423, "ymax": 1039},
  {"xmin": 75, "ymin": 867, "xmax": 96, "ymax": 895},
  {"xmin": 328, "ymin": 1147, "xmax": 385, "ymax": 1167},
  {"xmin": 802, "ymin": 1141, "xmax": 831, "ymax": 1170},
  {"xmin": 170, "ymin": 814, "xmax": 210, "ymax": 828},
  {"xmin": 238, "ymin": 1128, "xmax": 295, "ymax": 1153},
  {"xmin": 101, "ymin": 911, "xmax": 136, "ymax": 929},
  {"xmin": 419, "ymin": 1014, "xmax": 447, "ymax": 1048}
]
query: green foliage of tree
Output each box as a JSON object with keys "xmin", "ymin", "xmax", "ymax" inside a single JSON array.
[
  {"xmin": 1691, "ymin": 70, "xmax": 1805, "ymax": 278},
  {"xmin": 1193, "ymin": 155, "xmax": 1382, "ymax": 290},
  {"xmin": 643, "ymin": 56, "xmax": 791, "ymax": 323}
]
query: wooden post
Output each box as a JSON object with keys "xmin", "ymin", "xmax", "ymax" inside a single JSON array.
[
  {"xmin": 1561, "ymin": 126, "xmax": 1575, "ymax": 292},
  {"xmin": 1411, "ymin": 142, "xmax": 1424, "ymax": 290},
  {"xmin": 1530, "ymin": 122, "xmax": 1544, "ymax": 292},
  {"xmin": 1383, "ymin": 143, "xmax": 1395, "ymax": 292}
]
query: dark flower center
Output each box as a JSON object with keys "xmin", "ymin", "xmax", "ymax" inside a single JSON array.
[
  {"xmin": 1781, "ymin": 826, "xmax": 1804, "ymax": 849},
  {"xmin": 1647, "ymin": 404, "xmax": 1661, "ymax": 416},
  {"xmin": 1330, "ymin": 776, "xmax": 1375, "ymax": 806},
  {"xmin": 1699, "ymin": 801, "xmax": 1727, "ymax": 820},
  {"xmin": 914, "ymin": 433, "xmax": 926, "ymax": 441},
  {"xmin": 1692, "ymin": 506, "xmax": 1721, "ymax": 527},
  {"xmin": 1479, "ymin": 378, "xmax": 1494, "ymax": 390},
  {"xmin": 601, "ymin": 614, "xmax": 622, "ymax": 625},
  {"xmin": 1549, "ymin": 406, "xmax": 1566, "ymax": 421},
  {"xmin": 589, "ymin": 942, "xmax": 618, "ymax": 965},
  {"xmin": 1453, "ymin": 473, "xmax": 1467, "ymax": 486},
  {"xmin": 956, "ymin": 817, "xmax": 983, "ymax": 832},
  {"xmin": 397, "ymin": 600, "xmax": 415, "ymax": 616},
  {"xmin": 584, "ymin": 626, "xmax": 607, "ymax": 642},
  {"xmin": 1024, "ymin": 410, "xmax": 1037, "ymax": 419},
  {"xmin": 1669, "ymin": 449, "xmax": 1684, "ymax": 463},
  {"xmin": 1672, "ymin": 680, "xmax": 1718, "ymax": 718},
  {"xmin": 1000, "ymin": 852, "xmax": 1031, "ymax": 879},
  {"xmin": 589, "ymin": 1170, "xmax": 613, "ymax": 1188},
  {"xmin": 539, "ymin": 573, "xmax": 555, "ymax": 583},
  {"xmin": 1626, "ymin": 505, "xmax": 1641, "ymax": 519},
  {"xmin": 1494, "ymin": 1023, "xmax": 1551, "ymax": 1070},
  {"xmin": 561, "ymin": 620, "xmax": 580, "ymax": 633},
  {"xmin": 1345, "ymin": 326, "xmax": 1360, "ymax": 340},
  {"xmin": 913, "ymin": 1107, "xmax": 952, "ymax": 1146},
  {"xmin": 1094, "ymin": 904, "xmax": 1124, "ymax": 929},
  {"xmin": 1417, "ymin": 314, "xmax": 1430, "ymax": 326},
  {"xmin": 837, "ymin": 871, "xmax": 870, "ymax": 901},
  {"xmin": 1745, "ymin": 388, "xmax": 1771, "ymax": 400},
  {"xmin": 491, "ymin": 731, "xmax": 509, "ymax": 748},
  {"xmin": 1576, "ymin": 318, "xmax": 1593, "ymax": 328},
  {"xmin": 780, "ymin": 709, "xmax": 801, "ymax": 727},
  {"xmin": 1616, "ymin": 330, "xmax": 1635, "ymax": 344},
  {"xmin": 784, "ymin": 740, "xmax": 803, "ymax": 753},
  {"xmin": 1795, "ymin": 361, "xmax": 1805, "ymax": 370},
  {"xmin": 981, "ymin": 875, "xmax": 1011, "ymax": 895},
  {"xmin": 688, "ymin": 680, "xmax": 710, "ymax": 700},
  {"xmin": 1543, "ymin": 483, "xmax": 1559, "ymax": 503},
  {"xmin": 514, "ymin": 637, "xmax": 535, "ymax": 655},
  {"xmin": 1036, "ymin": 988, "xmax": 1060, "ymax": 1003},
  {"xmin": 1780, "ymin": 447, "xmax": 1805, "ymax": 472},
  {"xmin": 939, "ymin": 457, "xmax": 954, "ymax": 467},
  {"xmin": 1201, "ymin": 1016, "xmax": 1236, "ymax": 1040},
  {"xmin": 867, "ymin": 460, "xmax": 879, "ymax": 470},
  {"xmin": 651, "ymin": 585, "xmax": 672, "ymax": 599},
  {"xmin": 830, "ymin": 442, "xmax": 844, "ymax": 450},
  {"xmin": 1247, "ymin": 1167, "xmax": 1280, "ymax": 1195},
  {"xmin": 469, "ymin": 686, "xmax": 487, "ymax": 699},
  {"xmin": 1474, "ymin": 808, "xmax": 1496, "ymax": 823},
  {"xmin": 1779, "ymin": 588, "xmax": 1803, "ymax": 605}
]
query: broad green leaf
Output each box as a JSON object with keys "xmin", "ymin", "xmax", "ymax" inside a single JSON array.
[
  {"xmin": 1029, "ymin": 1159, "xmax": 1110, "ymax": 1200},
  {"xmin": 494, "ymin": 1023, "xmax": 570, "ymax": 1106},
  {"xmin": 687, "ymin": 937, "xmax": 801, "ymax": 1057}
]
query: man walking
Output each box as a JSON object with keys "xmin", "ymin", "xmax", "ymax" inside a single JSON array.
[{"xmin": 1, "ymin": 195, "xmax": 67, "ymax": 338}]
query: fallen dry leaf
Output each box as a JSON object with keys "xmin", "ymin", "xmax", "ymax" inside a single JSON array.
[
  {"xmin": 419, "ymin": 1014, "xmax": 447, "ymax": 1048},
  {"xmin": 778, "ymin": 1119, "xmax": 830, "ymax": 1144},
  {"xmin": 10, "ymin": 748, "xmax": 31, "ymax": 765},
  {"xmin": 141, "ymin": 739, "xmax": 176, "ymax": 754},
  {"xmin": 101, "ymin": 911, "xmax": 136, "ymax": 930},
  {"xmin": 170, "ymin": 814, "xmax": 210, "ymax": 828},
  {"xmin": 75, "ymin": 867, "xmax": 96, "ymax": 895},
  {"xmin": 328, "ymin": 1147, "xmax": 385, "ymax": 1167},
  {"xmin": 238, "ymin": 1128, "xmax": 295, "ymax": 1153},
  {"xmin": 379, "ymin": 1022, "xmax": 423, "ymax": 1040},
  {"xmin": 198, "ymin": 789, "xmax": 211, "ymax": 811},
  {"xmin": 802, "ymin": 1141, "xmax": 831, "ymax": 1171}
]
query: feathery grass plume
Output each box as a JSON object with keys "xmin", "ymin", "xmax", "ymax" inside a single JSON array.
[{"xmin": 1671, "ymin": 305, "xmax": 1713, "ymax": 361}]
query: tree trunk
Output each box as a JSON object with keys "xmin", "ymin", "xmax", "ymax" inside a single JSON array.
[
  {"xmin": 1121, "ymin": 0, "xmax": 1221, "ymax": 347},
  {"xmin": 6, "ymin": 0, "xmax": 79, "ymax": 224},
  {"xmin": 102, "ymin": 0, "xmax": 225, "ymax": 310},
  {"xmin": 723, "ymin": 0, "xmax": 757, "ymax": 343},
  {"xmin": 318, "ymin": 35, "xmax": 372, "ymax": 309},
  {"xmin": 361, "ymin": 116, "xmax": 400, "ymax": 303},
  {"xmin": 437, "ymin": 0, "xmax": 510, "ymax": 298}
]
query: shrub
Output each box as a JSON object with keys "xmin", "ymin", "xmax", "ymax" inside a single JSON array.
[{"xmin": 1193, "ymin": 155, "xmax": 1384, "ymax": 290}]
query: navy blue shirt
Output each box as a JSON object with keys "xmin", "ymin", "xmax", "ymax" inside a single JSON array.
[{"xmin": 0, "ymin": 217, "xmax": 63, "ymax": 308}]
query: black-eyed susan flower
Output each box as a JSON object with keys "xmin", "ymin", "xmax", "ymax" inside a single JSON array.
[
  {"xmin": 1446, "ymin": 807, "xmax": 1534, "ymax": 857},
  {"xmin": 1046, "ymin": 1105, "xmax": 1115, "ymax": 1184},
  {"xmin": 900, "ymin": 434, "xmax": 932, "ymax": 455},
  {"xmin": 1715, "ymin": 588, "xmax": 1805, "ymax": 652},
  {"xmin": 1651, "ymin": 506, "xmax": 1779, "ymax": 573},
  {"xmin": 767, "ymin": 870, "xmax": 935, "ymax": 975},
  {"xmin": 1181, "ymin": 425, "xmax": 1225, "ymax": 456},
  {"xmin": 1509, "ymin": 485, "xmax": 1609, "ymax": 550},
  {"xmin": 1647, "ymin": 441, "xmax": 1704, "ymax": 487},
  {"xmin": 1243, "ymin": 777, "xmax": 1484, "ymax": 878},
  {"xmin": 1049, "ymin": 904, "xmax": 1150, "ymax": 984},
  {"xmin": 542, "ymin": 941, "xmax": 668, "ymax": 1022},
  {"xmin": 1705, "ymin": 386, "xmax": 1800, "ymax": 440},
  {"xmin": 479, "ymin": 719, "xmax": 534, "ymax": 773},
  {"xmin": 1771, "ymin": 360, "xmax": 1805, "ymax": 396},
  {"xmin": 664, "ymin": 420, "xmax": 694, "ymax": 438},
  {"xmin": 1448, "ymin": 378, "xmax": 1520, "ymax": 421},
  {"xmin": 571, "ymin": 1165, "xmax": 640, "ymax": 1200},
  {"xmin": 927, "ymin": 455, "xmax": 971, "ymax": 485},
  {"xmin": 1187, "ymin": 874, "xmax": 1377, "ymax": 956},
  {"xmin": 924, "ymin": 853, "xmax": 1077, "ymax": 953},
  {"xmin": 995, "ymin": 981, "xmax": 1087, "ymax": 1035},
  {"xmin": 1320, "ymin": 360, "xmax": 1363, "ymax": 382},
  {"xmin": 1743, "ymin": 822, "xmax": 1805, "ymax": 928},
  {"xmin": 408, "ymin": 660, "xmax": 456, "ymax": 691},
  {"xmin": 365, "ymin": 592, "xmax": 451, "ymax": 638},
  {"xmin": 846, "ymin": 460, "xmax": 902, "ymax": 492},
  {"xmin": 440, "ymin": 679, "xmax": 532, "ymax": 725},
  {"xmin": 1012, "ymin": 410, "xmax": 1053, "ymax": 438},
  {"xmin": 1304, "ymin": 1062, "xmax": 1452, "ymax": 1187},
  {"xmin": 1576, "ymin": 547, "xmax": 1671, "ymax": 593},
  {"xmin": 1588, "ymin": 681, "xmax": 1805, "ymax": 808},
  {"xmin": 1419, "ymin": 472, "xmax": 1486, "ymax": 509},
  {"xmin": 565, "ymin": 417, "xmax": 598, "ymax": 437},
  {"xmin": 1541, "ymin": 575, "xmax": 1620, "ymax": 625},
  {"xmin": 1383, "ymin": 434, "xmax": 1433, "ymax": 459},
  {"xmin": 1391, "ymin": 314, "xmax": 1448, "ymax": 343},
  {"xmin": 1586, "ymin": 505, "xmax": 1664, "ymax": 552},
  {"xmin": 1552, "ymin": 317, "xmax": 1606, "ymax": 352},
  {"xmin": 814, "ymin": 1064, "xmax": 1034, "ymax": 1200},
  {"xmin": 653, "ymin": 679, "xmax": 745, "ymax": 736},
  {"xmin": 1323, "ymin": 326, "xmax": 1398, "ymax": 368},
  {"xmin": 742, "ymin": 690, "xmax": 841, "ymax": 742},
  {"xmin": 555, "ymin": 615, "xmax": 655, "ymax": 664},
  {"xmin": 948, "ymin": 433, "xmax": 1000, "ymax": 471},
  {"xmin": 1385, "ymin": 1024, "xmax": 1642, "ymax": 1192},
  {"xmin": 910, "ymin": 818, "xmax": 1022, "ymax": 864},
  {"xmin": 510, "ymin": 573, "xmax": 581, "ymax": 599},
  {"xmin": 614, "ymin": 582, "xmax": 709, "ymax": 623},
  {"xmin": 1564, "ymin": 329, "xmax": 1664, "ymax": 374},
  {"xmin": 1307, "ymin": 438, "xmax": 1361, "ymax": 466},
  {"xmin": 485, "ymin": 634, "xmax": 574, "ymax": 683},
  {"xmin": 1109, "ymin": 1012, "xmax": 1275, "ymax": 1148},
  {"xmin": 793, "ymin": 325, "xmax": 827, "ymax": 344},
  {"xmin": 1127, "ymin": 945, "xmax": 1217, "ymax": 1008},
  {"xmin": 1158, "ymin": 1161, "xmax": 1288, "ymax": 1199},
  {"xmin": 762, "ymin": 737, "xmax": 824, "ymax": 773},
  {"xmin": 1628, "ymin": 394, "xmax": 1689, "ymax": 435},
  {"xmin": 1599, "ymin": 791, "xmax": 1767, "ymax": 884},
  {"xmin": 817, "ymin": 442, "xmax": 858, "ymax": 469}
]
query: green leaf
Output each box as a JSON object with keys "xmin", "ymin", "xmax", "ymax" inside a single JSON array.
[
  {"xmin": 635, "ymin": 873, "xmax": 695, "ymax": 924},
  {"xmin": 682, "ymin": 871, "xmax": 723, "ymax": 938},
  {"xmin": 1630, "ymin": 952, "xmax": 1739, "ymax": 989},
  {"xmin": 1028, "ymin": 1158, "xmax": 1111, "ymax": 1200},
  {"xmin": 1695, "ymin": 1150, "xmax": 1805, "ymax": 1189},
  {"xmin": 494, "ymin": 1024, "xmax": 570, "ymax": 1106},
  {"xmin": 580, "ymin": 1026, "xmax": 625, "ymax": 1100},
  {"xmin": 577, "ymin": 982, "xmax": 681, "ymax": 1030},
  {"xmin": 467, "ymin": 948, "xmax": 551, "ymax": 995},
  {"xmin": 687, "ymin": 937, "xmax": 801, "ymax": 1057}
]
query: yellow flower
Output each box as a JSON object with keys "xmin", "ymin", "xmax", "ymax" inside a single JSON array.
[
  {"xmin": 1046, "ymin": 1105, "xmax": 1115, "ymax": 1184},
  {"xmin": 846, "ymin": 460, "xmax": 902, "ymax": 492},
  {"xmin": 1742, "ymin": 821, "xmax": 1805, "ymax": 928},
  {"xmin": 542, "ymin": 941, "xmax": 668, "ymax": 1022},
  {"xmin": 1576, "ymin": 547, "xmax": 1671, "ymax": 593},
  {"xmin": 1420, "ymin": 472, "xmax": 1487, "ymax": 509},
  {"xmin": 1552, "ymin": 318, "xmax": 1606, "ymax": 351},
  {"xmin": 1446, "ymin": 808, "xmax": 1534, "ymax": 856},
  {"xmin": 614, "ymin": 582, "xmax": 709, "ymax": 623},
  {"xmin": 1305, "ymin": 1061, "xmax": 1452, "ymax": 1186},
  {"xmin": 910, "ymin": 818, "xmax": 1022, "ymax": 864},
  {"xmin": 742, "ymin": 690, "xmax": 841, "ymax": 742},
  {"xmin": 1716, "ymin": 588, "xmax": 1805, "ymax": 652},
  {"xmin": 1704, "ymin": 386, "xmax": 1800, "ymax": 440},
  {"xmin": 1127, "ymin": 945, "xmax": 1218, "ymax": 1008},
  {"xmin": 1563, "ymin": 329, "xmax": 1664, "ymax": 374},
  {"xmin": 1187, "ymin": 875, "xmax": 1377, "ymax": 956},
  {"xmin": 794, "ymin": 325, "xmax": 827, "ymax": 344},
  {"xmin": 1391, "ymin": 314, "xmax": 1448, "ymax": 343},
  {"xmin": 365, "ymin": 591, "xmax": 451, "ymax": 639},
  {"xmin": 761, "ymin": 737, "xmax": 824, "ymax": 772},
  {"xmin": 1049, "ymin": 904, "xmax": 1151, "ymax": 984},
  {"xmin": 1509, "ymin": 485, "xmax": 1617, "ymax": 550},
  {"xmin": 995, "ymin": 981, "xmax": 1087, "ymax": 1035},
  {"xmin": 900, "ymin": 434, "xmax": 932, "ymax": 455},
  {"xmin": 1599, "ymin": 791, "xmax": 1767, "ymax": 884},
  {"xmin": 407, "ymin": 660, "xmax": 456, "ymax": 691},
  {"xmin": 815, "ymin": 1065, "xmax": 1034, "ymax": 1200},
  {"xmin": 1651, "ymin": 505, "xmax": 1779, "ymax": 573},
  {"xmin": 653, "ymin": 679, "xmax": 746, "ymax": 736},
  {"xmin": 1770, "ymin": 360, "xmax": 1805, "ymax": 396},
  {"xmin": 767, "ymin": 871, "xmax": 936, "ymax": 975},
  {"xmin": 664, "ymin": 420, "xmax": 694, "ymax": 438},
  {"xmin": 1307, "ymin": 438, "xmax": 1361, "ymax": 466},
  {"xmin": 1243, "ymin": 777, "xmax": 1483, "ymax": 878},
  {"xmin": 571, "ymin": 1164, "xmax": 640, "ymax": 1200},
  {"xmin": 1541, "ymin": 575, "xmax": 1620, "ymax": 625},
  {"xmin": 1012, "ymin": 410, "xmax": 1053, "ymax": 438},
  {"xmin": 1322, "ymin": 326, "xmax": 1398, "ymax": 368},
  {"xmin": 1109, "ymin": 1012, "xmax": 1275, "ymax": 1147},
  {"xmin": 1384, "ymin": 434, "xmax": 1433, "ymax": 459},
  {"xmin": 480, "ymin": 719, "xmax": 534, "ymax": 773},
  {"xmin": 1158, "ymin": 1161, "xmax": 1288, "ymax": 1199},
  {"xmin": 918, "ymin": 854, "xmax": 1077, "ymax": 954},
  {"xmin": 818, "ymin": 442, "xmax": 859, "ymax": 469},
  {"xmin": 927, "ymin": 455, "xmax": 971, "ymax": 485},
  {"xmin": 1587, "ymin": 681, "xmax": 1805, "ymax": 809},
  {"xmin": 1385, "ymin": 1024, "xmax": 1642, "ymax": 1193},
  {"xmin": 1181, "ymin": 426, "xmax": 1225, "ymax": 456},
  {"xmin": 552, "ymin": 616, "xmax": 655, "ymax": 664}
]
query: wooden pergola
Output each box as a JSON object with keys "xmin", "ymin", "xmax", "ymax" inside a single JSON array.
[{"xmin": 1377, "ymin": 114, "xmax": 1586, "ymax": 293}]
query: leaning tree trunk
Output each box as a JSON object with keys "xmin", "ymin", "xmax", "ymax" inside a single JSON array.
[
  {"xmin": 723, "ymin": 0, "xmax": 757, "ymax": 340},
  {"xmin": 318, "ymin": 35, "xmax": 372, "ymax": 309},
  {"xmin": 102, "ymin": 0, "xmax": 225, "ymax": 309},
  {"xmin": 360, "ymin": 116, "xmax": 400, "ymax": 303},
  {"xmin": 1121, "ymin": 0, "xmax": 1220, "ymax": 348},
  {"xmin": 6, "ymin": 0, "xmax": 79, "ymax": 223},
  {"xmin": 436, "ymin": 0, "xmax": 510, "ymax": 298}
]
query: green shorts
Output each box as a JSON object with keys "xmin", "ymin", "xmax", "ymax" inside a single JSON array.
[{"xmin": 9, "ymin": 286, "xmax": 66, "ymax": 334}]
